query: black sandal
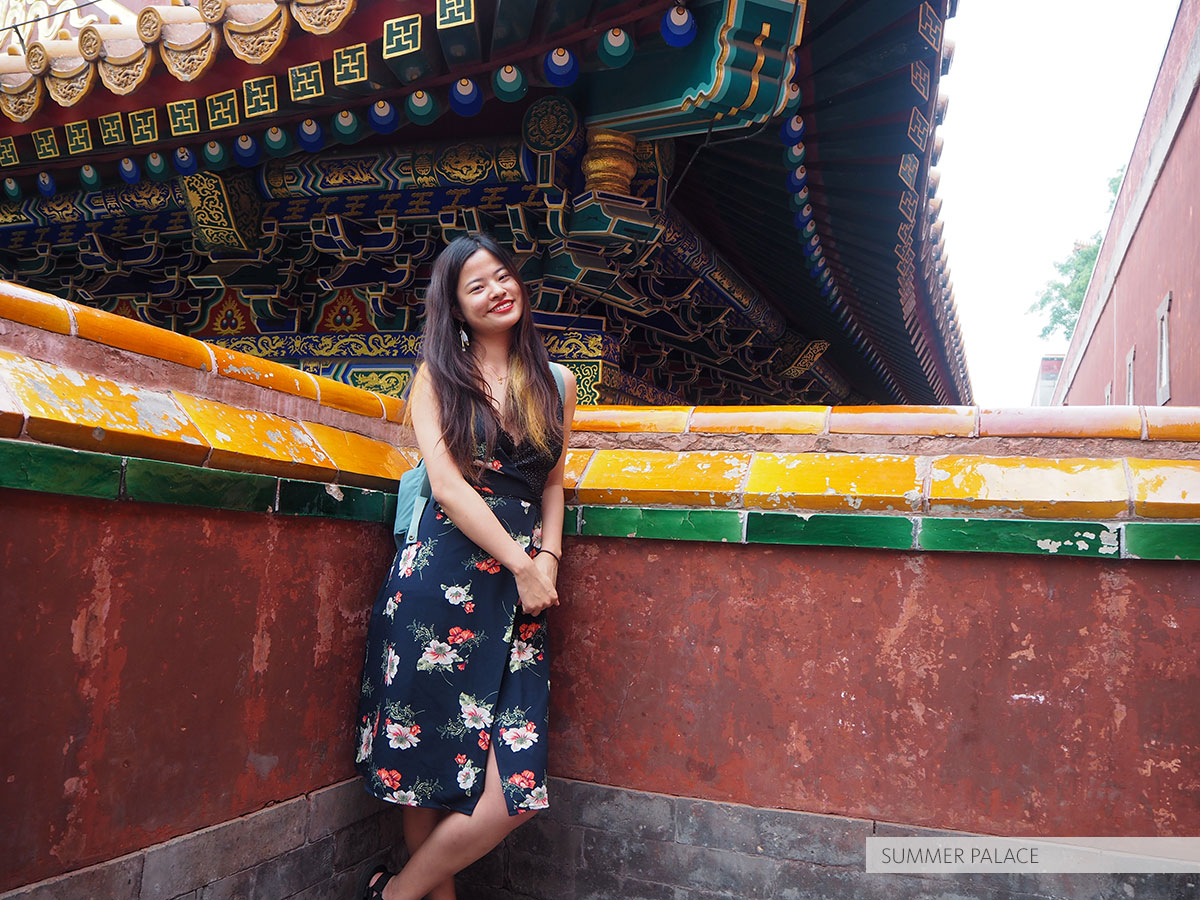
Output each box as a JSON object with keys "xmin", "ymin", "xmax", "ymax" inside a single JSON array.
[{"xmin": 355, "ymin": 863, "xmax": 395, "ymax": 899}]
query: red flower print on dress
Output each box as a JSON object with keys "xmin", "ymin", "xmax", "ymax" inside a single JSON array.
[
  {"xmin": 478, "ymin": 731, "xmax": 490, "ymax": 750},
  {"xmin": 489, "ymin": 459, "xmax": 503, "ymax": 471},
  {"xmin": 479, "ymin": 486, "xmax": 494, "ymax": 494},
  {"xmin": 455, "ymin": 754, "xmax": 468, "ymax": 765},
  {"xmin": 475, "ymin": 557, "xmax": 501, "ymax": 574},
  {"xmin": 377, "ymin": 768, "xmax": 403, "ymax": 790},
  {"xmin": 507, "ymin": 770, "xmax": 537, "ymax": 789},
  {"xmin": 519, "ymin": 623, "xmax": 541, "ymax": 641},
  {"xmin": 448, "ymin": 627, "xmax": 476, "ymax": 644},
  {"xmin": 464, "ymin": 601, "xmax": 475, "ymax": 613}
]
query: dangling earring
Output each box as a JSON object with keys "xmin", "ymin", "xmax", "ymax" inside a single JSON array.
[{"xmin": 459, "ymin": 326, "xmax": 470, "ymax": 351}]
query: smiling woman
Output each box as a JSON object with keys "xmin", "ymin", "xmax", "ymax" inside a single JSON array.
[{"xmin": 353, "ymin": 234, "xmax": 577, "ymax": 900}]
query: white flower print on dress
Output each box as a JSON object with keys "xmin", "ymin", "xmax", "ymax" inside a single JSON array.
[
  {"xmin": 531, "ymin": 524, "xmax": 543, "ymax": 549},
  {"xmin": 419, "ymin": 640, "xmax": 460, "ymax": 670},
  {"xmin": 459, "ymin": 695, "xmax": 494, "ymax": 731},
  {"xmin": 388, "ymin": 789, "xmax": 419, "ymax": 806},
  {"xmin": 384, "ymin": 591, "xmax": 401, "ymax": 619},
  {"xmin": 521, "ymin": 785, "xmax": 549, "ymax": 810},
  {"xmin": 509, "ymin": 639, "xmax": 535, "ymax": 671},
  {"xmin": 385, "ymin": 720, "xmax": 421, "ymax": 750},
  {"xmin": 457, "ymin": 766, "xmax": 477, "ymax": 790},
  {"xmin": 397, "ymin": 544, "xmax": 419, "ymax": 577},
  {"xmin": 356, "ymin": 721, "xmax": 373, "ymax": 764},
  {"xmin": 383, "ymin": 644, "xmax": 400, "ymax": 685},
  {"xmin": 500, "ymin": 722, "xmax": 539, "ymax": 751},
  {"xmin": 443, "ymin": 584, "xmax": 471, "ymax": 606}
]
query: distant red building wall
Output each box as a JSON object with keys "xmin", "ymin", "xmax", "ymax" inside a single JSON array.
[
  {"xmin": 1059, "ymin": 2, "xmax": 1200, "ymax": 404},
  {"xmin": 4, "ymin": 488, "xmax": 1199, "ymax": 891}
]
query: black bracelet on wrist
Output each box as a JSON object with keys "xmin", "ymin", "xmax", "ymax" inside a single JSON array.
[{"xmin": 535, "ymin": 548, "xmax": 561, "ymax": 564}]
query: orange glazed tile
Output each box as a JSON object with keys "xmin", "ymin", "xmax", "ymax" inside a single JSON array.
[
  {"xmin": 378, "ymin": 392, "xmax": 406, "ymax": 424},
  {"xmin": 1127, "ymin": 459, "xmax": 1200, "ymax": 518},
  {"xmin": 979, "ymin": 406, "xmax": 1141, "ymax": 438},
  {"xmin": 1144, "ymin": 407, "xmax": 1200, "ymax": 441},
  {"xmin": 929, "ymin": 456, "xmax": 1128, "ymax": 518},
  {"xmin": 0, "ymin": 379, "xmax": 25, "ymax": 437},
  {"xmin": 576, "ymin": 449, "xmax": 751, "ymax": 507},
  {"xmin": 313, "ymin": 374, "xmax": 385, "ymax": 419},
  {"xmin": 562, "ymin": 449, "xmax": 594, "ymax": 502},
  {"xmin": 743, "ymin": 452, "xmax": 922, "ymax": 512},
  {"xmin": 302, "ymin": 420, "xmax": 412, "ymax": 489},
  {"xmin": 73, "ymin": 304, "xmax": 213, "ymax": 372},
  {"xmin": 689, "ymin": 406, "xmax": 828, "ymax": 434},
  {"xmin": 0, "ymin": 349, "xmax": 209, "ymax": 464},
  {"xmin": 211, "ymin": 346, "xmax": 319, "ymax": 401},
  {"xmin": 172, "ymin": 392, "xmax": 336, "ymax": 481},
  {"xmin": 829, "ymin": 405, "xmax": 975, "ymax": 436},
  {"xmin": 571, "ymin": 406, "xmax": 692, "ymax": 433},
  {"xmin": 0, "ymin": 280, "xmax": 73, "ymax": 335}
]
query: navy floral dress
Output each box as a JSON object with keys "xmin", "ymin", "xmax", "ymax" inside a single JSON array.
[{"xmin": 355, "ymin": 417, "xmax": 561, "ymax": 816}]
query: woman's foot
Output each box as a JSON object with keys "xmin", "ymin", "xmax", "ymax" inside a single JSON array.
[{"xmin": 356, "ymin": 863, "xmax": 394, "ymax": 899}]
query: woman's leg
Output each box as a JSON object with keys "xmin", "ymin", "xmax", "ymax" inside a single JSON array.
[
  {"xmin": 399, "ymin": 808, "xmax": 456, "ymax": 900},
  {"xmin": 375, "ymin": 747, "xmax": 534, "ymax": 900}
]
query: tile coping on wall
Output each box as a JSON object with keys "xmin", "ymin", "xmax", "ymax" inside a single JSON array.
[
  {"xmin": 4, "ymin": 284, "xmax": 1200, "ymax": 443},
  {"xmin": 2, "ymin": 440, "xmax": 1197, "ymax": 562}
]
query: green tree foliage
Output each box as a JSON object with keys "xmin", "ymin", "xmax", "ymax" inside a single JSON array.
[
  {"xmin": 1030, "ymin": 237, "xmax": 1101, "ymax": 341},
  {"xmin": 1029, "ymin": 167, "xmax": 1124, "ymax": 342}
]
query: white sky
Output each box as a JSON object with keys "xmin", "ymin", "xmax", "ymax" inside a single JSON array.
[{"xmin": 937, "ymin": 0, "xmax": 1182, "ymax": 405}]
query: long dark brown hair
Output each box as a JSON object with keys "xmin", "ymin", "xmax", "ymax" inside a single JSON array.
[{"xmin": 414, "ymin": 233, "xmax": 561, "ymax": 483}]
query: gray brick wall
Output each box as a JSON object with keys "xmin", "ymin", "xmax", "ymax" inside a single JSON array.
[{"xmin": 5, "ymin": 778, "xmax": 1197, "ymax": 900}]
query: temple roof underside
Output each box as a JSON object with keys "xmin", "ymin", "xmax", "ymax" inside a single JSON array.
[{"xmin": 0, "ymin": 0, "xmax": 970, "ymax": 406}]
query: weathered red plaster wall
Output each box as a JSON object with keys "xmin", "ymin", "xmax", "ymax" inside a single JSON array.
[
  {"xmin": 5, "ymin": 494, "xmax": 1198, "ymax": 890},
  {"xmin": 1066, "ymin": 86, "xmax": 1200, "ymax": 405},
  {"xmin": 551, "ymin": 539, "xmax": 1200, "ymax": 837},
  {"xmin": 0, "ymin": 489, "xmax": 395, "ymax": 891},
  {"xmin": 1062, "ymin": 1, "xmax": 1200, "ymax": 404}
]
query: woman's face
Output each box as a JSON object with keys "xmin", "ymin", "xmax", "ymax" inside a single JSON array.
[{"xmin": 456, "ymin": 249, "xmax": 522, "ymax": 339}]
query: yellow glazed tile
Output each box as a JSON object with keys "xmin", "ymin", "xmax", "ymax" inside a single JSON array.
[
  {"xmin": 379, "ymin": 392, "xmax": 406, "ymax": 424},
  {"xmin": 744, "ymin": 452, "xmax": 922, "ymax": 512},
  {"xmin": 978, "ymin": 406, "xmax": 1141, "ymax": 439},
  {"xmin": 0, "ymin": 349, "xmax": 209, "ymax": 464},
  {"xmin": 0, "ymin": 280, "xmax": 73, "ymax": 335},
  {"xmin": 576, "ymin": 449, "xmax": 752, "ymax": 507},
  {"xmin": 562, "ymin": 449, "xmax": 594, "ymax": 502},
  {"xmin": 929, "ymin": 456, "xmax": 1128, "ymax": 518},
  {"xmin": 73, "ymin": 304, "xmax": 214, "ymax": 372},
  {"xmin": 212, "ymin": 346, "xmax": 319, "ymax": 401},
  {"xmin": 302, "ymin": 420, "xmax": 413, "ymax": 490},
  {"xmin": 1128, "ymin": 459, "xmax": 1200, "ymax": 518},
  {"xmin": 829, "ymin": 405, "xmax": 976, "ymax": 436},
  {"xmin": 172, "ymin": 392, "xmax": 335, "ymax": 481},
  {"xmin": 1144, "ymin": 407, "xmax": 1200, "ymax": 441},
  {"xmin": 313, "ymin": 373, "xmax": 385, "ymax": 419},
  {"xmin": 572, "ymin": 406, "xmax": 692, "ymax": 433},
  {"xmin": 0, "ymin": 378, "xmax": 26, "ymax": 437},
  {"xmin": 689, "ymin": 406, "xmax": 828, "ymax": 434}
]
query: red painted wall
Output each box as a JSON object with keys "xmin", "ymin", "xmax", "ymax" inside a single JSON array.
[
  {"xmin": 551, "ymin": 539, "xmax": 1200, "ymax": 837},
  {"xmin": 0, "ymin": 489, "xmax": 394, "ymax": 891},
  {"xmin": 1061, "ymin": 1, "xmax": 1200, "ymax": 404},
  {"xmin": 4, "ymin": 492, "xmax": 1198, "ymax": 890}
]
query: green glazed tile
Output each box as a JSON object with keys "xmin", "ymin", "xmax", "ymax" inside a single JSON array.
[
  {"xmin": 918, "ymin": 518, "xmax": 1119, "ymax": 557},
  {"xmin": 124, "ymin": 457, "xmax": 276, "ymax": 512},
  {"xmin": 1123, "ymin": 523, "xmax": 1200, "ymax": 561},
  {"xmin": 579, "ymin": 506, "xmax": 743, "ymax": 542},
  {"xmin": 745, "ymin": 512, "xmax": 914, "ymax": 549},
  {"xmin": 277, "ymin": 478, "xmax": 387, "ymax": 522},
  {"xmin": 562, "ymin": 506, "xmax": 578, "ymax": 536},
  {"xmin": 0, "ymin": 438, "xmax": 122, "ymax": 500}
]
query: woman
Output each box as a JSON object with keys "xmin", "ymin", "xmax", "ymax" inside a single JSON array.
[{"xmin": 354, "ymin": 233, "xmax": 576, "ymax": 900}]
